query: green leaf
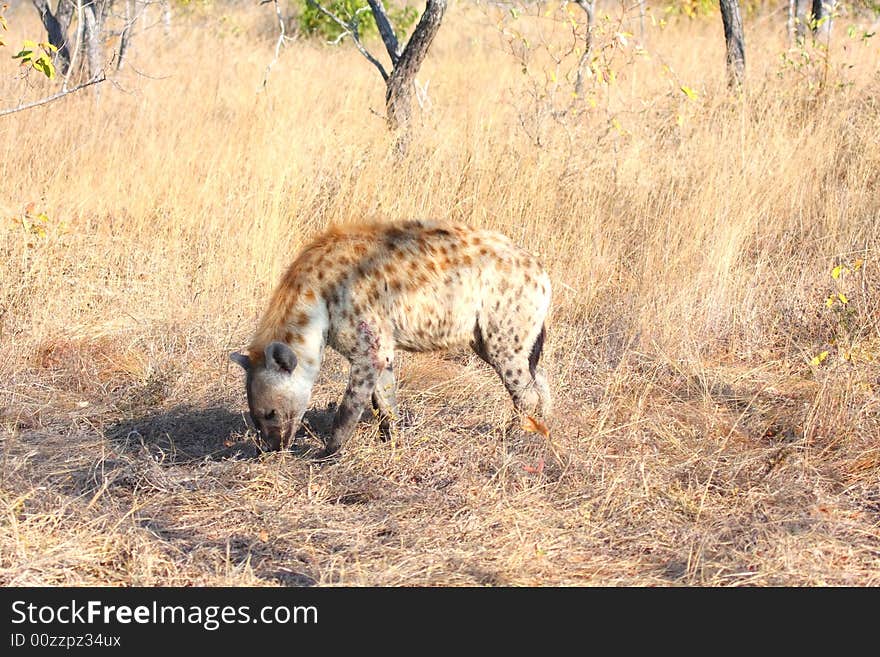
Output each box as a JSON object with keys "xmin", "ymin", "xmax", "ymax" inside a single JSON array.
[
  {"xmin": 680, "ymin": 86, "xmax": 698, "ymax": 100},
  {"xmin": 34, "ymin": 53, "xmax": 55, "ymax": 78},
  {"xmin": 13, "ymin": 39, "xmax": 38, "ymax": 61}
]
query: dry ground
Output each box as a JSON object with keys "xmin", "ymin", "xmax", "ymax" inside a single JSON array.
[{"xmin": 1, "ymin": 2, "xmax": 879, "ymax": 585}]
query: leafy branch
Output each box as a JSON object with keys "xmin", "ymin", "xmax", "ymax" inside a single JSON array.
[{"xmin": 0, "ymin": 3, "xmax": 106, "ymax": 118}]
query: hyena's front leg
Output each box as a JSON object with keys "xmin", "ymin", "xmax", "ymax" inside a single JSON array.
[
  {"xmin": 322, "ymin": 320, "xmax": 393, "ymax": 457},
  {"xmin": 323, "ymin": 363, "xmax": 377, "ymax": 457}
]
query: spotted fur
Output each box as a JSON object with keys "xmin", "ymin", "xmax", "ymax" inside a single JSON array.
[{"xmin": 231, "ymin": 220, "xmax": 551, "ymax": 456}]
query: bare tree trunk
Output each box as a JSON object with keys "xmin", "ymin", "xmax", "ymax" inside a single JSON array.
[
  {"xmin": 811, "ymin": 0, "xmax": 834, "ymax": 39},
  {"xmin": 794, "ymin": 0, "xmax": 810, "ymax": 42},
  {"xmin": 82, "ymin": 1, "xmax": 102, "ymax": 87},
  {"xmin": 117, "ymin": 0, "xmax": 133, "ymax": 71},
  {"xmin": 638, "ymin": 0, "xmax": 646, "ymax": 45},
  {"xmin": 162, "ymin": 0, "xmax": 172, "ymax": 36},
  {"xmin": 811, "ymin": 0, "xmax": 824, "ymax": 34},
  {"xmin": 574, "ymin": 0, "xmax": 595, "ymax": 97},
  {"xmin": 31, "ymin": 0, "xmax": 75, "ymax": 74},
  {"xmin": 385, "ymin": 0, "xmax": 447, "ymax": 136},
  {"xmin": 719, "ymin": 0, "xmax": 745, "ymax": 88},
  {"xmin": 64, "ymin": 0, "xmax": 84, "ymax": 85}
]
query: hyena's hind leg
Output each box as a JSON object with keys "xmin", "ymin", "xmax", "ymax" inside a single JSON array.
[
  {"xmin": 527, "ymin": 324, "xmax": 552, "ymax": 417},
  {"xmin": 473, "ymin": 321, "xmax": 552, "ymax": 430},
  {"xmin": 371, "ymin": 366, "xmax": 399, "ymax": 442}
]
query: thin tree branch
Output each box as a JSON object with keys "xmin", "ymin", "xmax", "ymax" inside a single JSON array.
[
  {"xmin": 366, "ymin": 0, "xmax": 400, "ymax": 65},
  {"xmin": 305, "ymin": 0, "xmax": 388, "ymax": 81},
  {"xmin": 261, "ymin": 0, "xmax": 288, "ymax": 89},
  {"xmin": 63, "ymin": 0, "xmax": 84, "ymax": 90},
  {"xmin": 413, "ymin": 77, "xmax": 430, "ymax": 111},
  {"xmin": 0, "ymin": 73, "xmax": 106, "ymax": 118},
  {"xmin": 329, "ymin": 30, "xmax": 351, "ymax": 45}
]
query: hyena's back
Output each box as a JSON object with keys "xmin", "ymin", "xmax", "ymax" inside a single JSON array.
[{"xmin": 313, "ymin": 221, "xmax": 551, "ymax": 359}]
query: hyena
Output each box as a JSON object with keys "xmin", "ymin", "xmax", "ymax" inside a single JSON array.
[{"xmin": 230, "ymin": 220, "xmax": 551, "ymax": 457}]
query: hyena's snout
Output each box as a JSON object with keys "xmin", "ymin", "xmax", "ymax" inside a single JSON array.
[
  {"xmin": 254, "ymin": 425, "xmax": 282, "ymax": 451},
  {"xmin": 252, "ymin": 415, "xmax": 295, "ymax": 451},
  {"xmin": 232, "ymin": 341, "xmax": 310, "ymax": 452}
]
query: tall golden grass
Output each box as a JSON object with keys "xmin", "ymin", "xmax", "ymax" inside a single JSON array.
[{"xmin": 0, "ymin": 2, "xmax": 878, "ymax": 585}]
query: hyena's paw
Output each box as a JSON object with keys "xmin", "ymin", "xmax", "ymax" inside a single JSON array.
[
  {"xmin": 374, "ymin": 406, "xmax": 417, "ymax": 441},
  {"xmin": 377, "ymin": 418, "xmax": 397, "ymax": 442},
  {"xmin": 314, "ymin": 444, "xmax": 342, "ymax": 463}
]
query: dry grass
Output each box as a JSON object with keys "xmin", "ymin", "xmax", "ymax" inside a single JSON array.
[{"xmin": 1, "ymin": 1, "xmax": 879, "ymax": 586}]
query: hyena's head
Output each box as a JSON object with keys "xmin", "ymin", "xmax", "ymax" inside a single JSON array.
[{"xmin": 229, "ymin": 342, "xmax": 310, "ymax": 450}]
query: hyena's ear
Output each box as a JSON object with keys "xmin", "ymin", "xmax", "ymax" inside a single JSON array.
[
  {"xmin": 229, "ymin": 351, "xmax": 251, "ymax": 371},
  {"xmin": 265, "ymin": 341, "xmax": 297, "ymax": 375}
]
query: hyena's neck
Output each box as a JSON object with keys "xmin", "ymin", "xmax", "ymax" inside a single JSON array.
[
  {"xmin": 285, "ymin": 300, "xmax": 329, "ymax": 390},
  {"xmin": 251, "ymin": 297, "xmax": 329, "ymax": 388}
]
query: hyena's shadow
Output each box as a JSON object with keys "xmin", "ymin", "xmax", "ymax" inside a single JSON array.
[{"xmin": 106, "ymin": 404, "xmax": 338, "ymax": 464}]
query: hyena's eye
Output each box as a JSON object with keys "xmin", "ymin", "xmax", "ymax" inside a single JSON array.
[{"xmin": 264, "ymin": 410, "xmax": 277, "ymax": 421}]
